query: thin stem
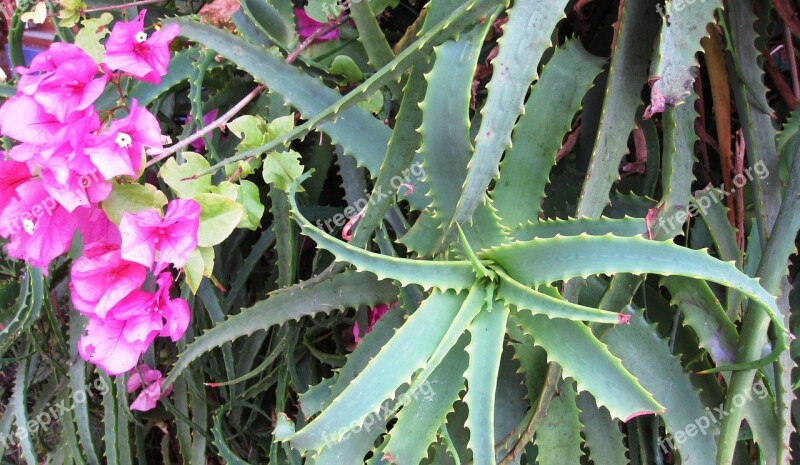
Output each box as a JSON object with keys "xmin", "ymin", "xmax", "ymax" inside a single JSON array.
[
  {"xmin": 286, "ymin": 15, "xmax": 349, "ymax": 64},
  {"xmin": 497, "ymin": 365, "xmax": 561, "ymax": 465},
  {"xmin": 145, "ymin": 84, "xmax": 265, "ymax": 167},
  {"xmin": 81, "ymin": 0, "xmax": 164, "ymax": 14}
]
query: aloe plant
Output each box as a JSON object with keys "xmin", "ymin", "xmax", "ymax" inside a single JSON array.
[{"xmin": 3, "ymin": 0, "xmax": 800, "ymax": 463}]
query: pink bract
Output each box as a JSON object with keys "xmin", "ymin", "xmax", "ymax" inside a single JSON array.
[
  {"xmin": 16, "ymin": 42, "xmax": 107, "ymax": 122},
  {"xmin": 110, "ymin": 273, "xmax": 191, "ymax": 343},
  {"xmin": 0, "ymin": 177, "xmax": 79, "ymax": 269},
  {"xmin": 70, "ymin": 242, "xmax": 147, "ymax": 319},
  {"xmin": 0, "ymin": 95, "xmax": 64, "ymax": 144},
  {"xmin": 127, "ymin": 365, "xmax": 171, "ymax": 411},
  {"xmin": 119, "ymin": 199, "xmax": 201, "ymax": 271},
  {"xmin": 87, "ymin": 99, "xmax": 163, "ymax": 179},
  {"xmin": 293, "ymin": 8, "xmax": 341, "ymax": 41},
  {"xmin": 353, "ymin": 302, "xmax": 394, "ymax": 344},
  {"xmin": 78, "ymin": 314, "xmax": 153, "ymax": 375},
  {"xmin": 103, "ymin": 10, "xmax": 180, "ymax": 84},
  {"xmin": 0, "ymin": 160, "xmax": 32, "ymax": 215}
]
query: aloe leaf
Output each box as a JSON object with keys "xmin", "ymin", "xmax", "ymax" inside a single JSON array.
[
  {"xmin": 493, "ymin": 39, "xmax": 605, "ymax": 229},
  {"xmin": 495, "ymin": 270, "xmax": 621, "ymax": 324},
  {"xmin": 534, "ymin": 380, "xmax": 583, "ymax": 465},
  {"xmin": 645, "ymin": 0, "xmax": 722, "ymax": 116},
  {"xmin": 513, "ymin": 216, "xmax": 646, "ymax": 242},
  {"xmin": 577, "ymin": 0, "xmax": 660, "ymax": 219},
  {"xmin": 302, "ymin": 304, "xmax": 406, "ymax": 418},
  {"xmin": 287, "ymin": 177, "xmax": 476, "ymax": 290},
  {"xmin": 512, "ymin": 309, "xmax": 661, "ymax": 421},
  {"xmin": 349, "ymin": 0, "xmax": 395, "ymax": 70},
  {"xmin": 576, "ymin": 392, "xmax": 628, "ymax": 465},
  {"xmin": 68, "ymin": 311, "xmax": 100, "ymax": 465},
  {"xmin": 239, "ymin": 0, "xmax": 295, "ymax": 46},
  {"xmin": 100, "ymin": 372, "xmax": 118, "ymax": 464},
  {"xmin": 212, "ymin": 409, "xmax": 251, "ymax": 464},
  {"xmin": 450, "ymin": 0, "xmax": 570, "ymax": 231},
  {"xmin": 603, "ymin": 308, "xmax": 717, "ymax": 464},
  {"xmin": 660, "ymin": 276, "xmax": 779, "ymax": 464},
  {"xmin": 464, "ymin": 301, "xmax": 509, "ymax": 465},
  {"xmin": 163, "ymin": 271, "xmax": 397, "ymax": 387},
  {"xmin": 13, "ymin": 346, "xmax": 36, "ymax": 465},
  {"xmin": 383, "ymin": 338, "xmax": 468, "ymax": 465},
  {"xmin": 726, "ymin": 0, "xmax": 782, "ymax": 242},
  {"xmin": 412, "ymin": 19, "xmax": 494, "ymax": 237},
  {"xmin": 483, "ymin": 234, "xmax": 784, "ymax": 336},
  {"xmin": 277, "ymin": 290, "xmax": 465, "ymax": 452}
]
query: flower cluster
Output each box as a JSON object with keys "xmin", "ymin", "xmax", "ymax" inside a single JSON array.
[{"xmin": 0, "ymin": 11, "xmax": 186, "ymax": 410}]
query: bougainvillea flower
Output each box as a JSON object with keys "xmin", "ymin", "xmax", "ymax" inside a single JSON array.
[
  {"xmin": 293, "ymin": 8, "xmax": 341, "ymax": 41},
  {"xmin": 120, "ymin": 199, "xmax": 200, "ymax": 271},
  {"xmin": 86, "ymin": 100, "xmax": 162, "ymax": 179},
  {"xmin": 110, "ymin": 273, "xmax": 191, "ymax": 343},
  {"xmin": 15, "ymin": 42, "xmax": 107, "ymax": 122},
  {"xmin": 0, "ymin": 177, "xmax": 80, "ymax": 269},
  {"xmin": 0, "ymin": 160, "xmax": 32, "ymax": 215},
  {"xmin": 353, "ymin": 302, "xmax": 394, "ymax": 344},
  {"xmin": 103, "ymin": 10, "xmax": 180, "ymax": 84},
  {"xmin": 78, "ymin": 314, "xmax": 153, "ymax": 375},
  {"xmin": 0, "ymin": 95, "xmax": 63, "ymax": 144},
  {"xmin": 127, "ymin": 365, "xmax": 171, "ymax": 411},
  {"xmin": 70, "ymin": 242, "xmax": 147, "ymax": 318},
  {"xmin": 76, "ymin": 206, "xmax": 123, "ymax": 246}
]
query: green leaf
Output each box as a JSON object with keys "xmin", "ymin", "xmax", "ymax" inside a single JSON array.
[
  {"xmin": 646, "ymin": 0, "xmax": 722, "ymax": 116},
  {"xmin": 493, "ymin": 38, "xmax": 605, "ymax": 229},
  {"xmin": 265, "ymin": 115, "xmax": 296, "ymax": 142},
  {"xmin": 195, "ymin": 193, "xmax": 245, "ymax": 247},
  {"xmin": 184, "ymin": 246, "xmax": 215, "ymax": 294},
  {"xmin": 159, "ymin": 152, "xmax": 213, "ymax": 199},
  {"xmin": 450, "ymin": 0, "xmax": 571, "ymax": 231},
  {"xmin": 603, "ymin": 309, "xmax": 717, "ymax": 464},
  {"xmin": 101, "ymin": 183, "xmax": 168, "ymax": 224},
  {"xmin": 305, "ymin": 0, "xmax": 340, "ymax": 22},
  {"xmin": 383, "ymin": 339, "xmax": 468, "ymax": 465},
  {"xmin": 278, "ymin": 290, "xmax": 465, "ymax": 452},
  {"xmin": 576, "ymin": 392, "xmax": 628, "ymax": 465},
  {"xmin": 263, "ymin": 150, "xmax": 304, "ymax": 192},
  {"xmin": 534, "ymin": 380, "xmax": 583, "ymax": 465},
  {"xmin": 287, "ymin": 175, "xmax": 476, "ymax": 291},
  {"xmin": 20, "ymin": 1, "xmax": 46, "ymax": 24},
  {"xmin": 464, "ymin": 302, "xmax": 509, "ymax": 465},
  {"xmin": 236, "ymin": 180, "xmax": 265, "ymax": 229},
  {"xmin": 512, "ymin": 310, "xmax": 662, "ymax": 421},
  {"xmin": 228, "ymin": 115, "xmax": 269, "ymax": 151},
  {"xmin": 483, "ymin": 234, "xmax": 784, "ymax": 337},
  {"xmin": 74, "ymin": 13, "xmax": 114, "ymax": 62},
  {"xmin": 357, "ymin": 90, "xmax": 384, "ymax": 115},
  {"xmin": 330, "ymin": 55, "xmax": 364, "ymax": 84}
]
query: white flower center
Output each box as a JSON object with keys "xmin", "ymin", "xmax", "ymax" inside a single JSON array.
[
  {"xmin": 135, "ymin": 31, "xmax": 148, "ymax": 43},
  {"xmin": 22, "ymin": 219, "xmax": 35, "ymax": 235},
  {"xmin": 115, "ymin": 132, "xmax": 133, "ymax": 149}
]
